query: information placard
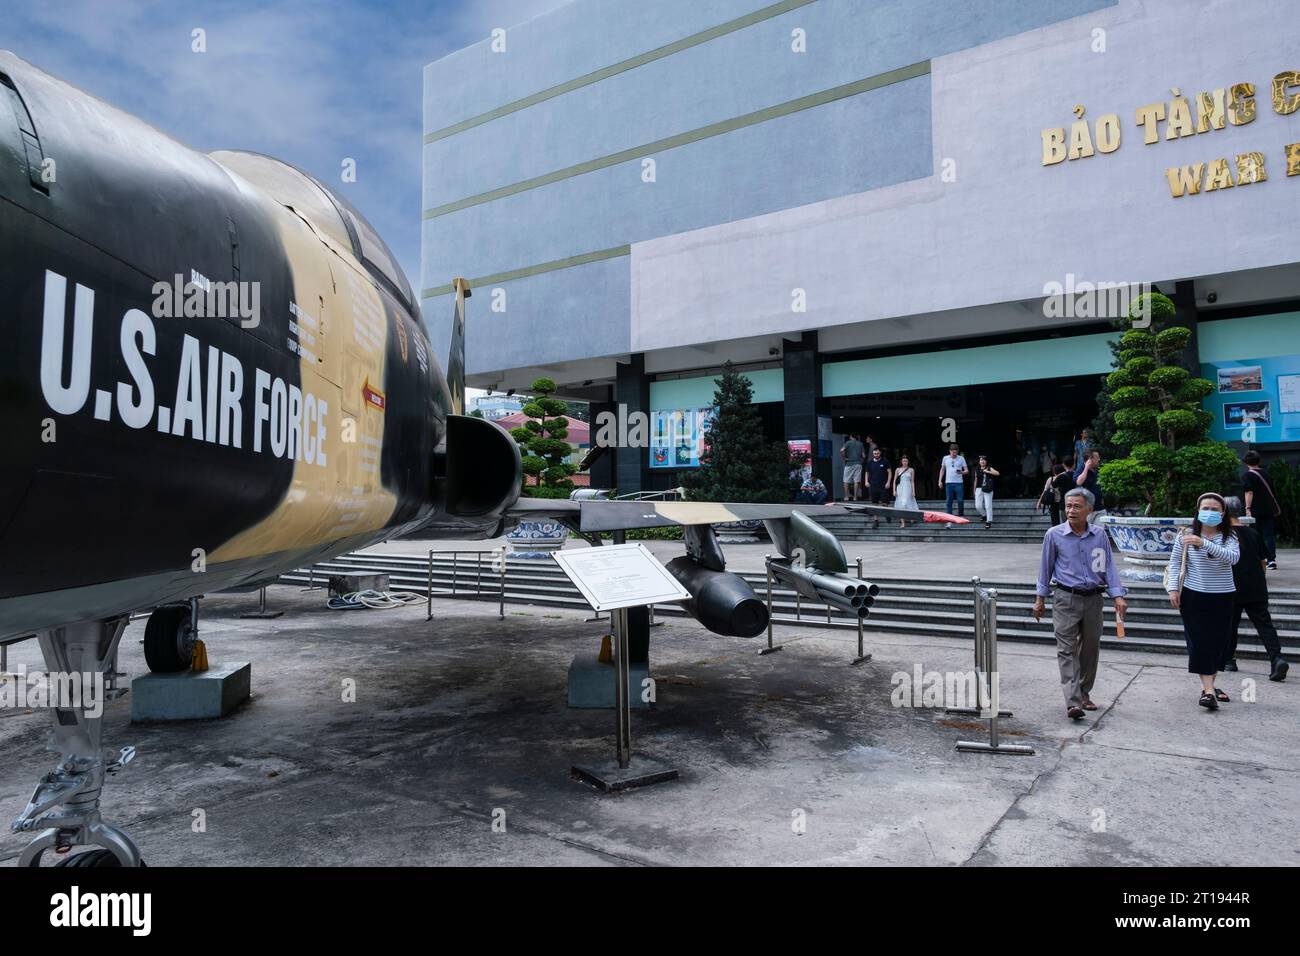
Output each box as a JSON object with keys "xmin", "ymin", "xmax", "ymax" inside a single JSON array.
[{"xmin": 552, "ymin": 543, "xmax": 692, "ymax": 612}]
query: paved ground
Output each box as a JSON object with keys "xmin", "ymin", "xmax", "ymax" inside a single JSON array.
[{"xmin": 3, "ymin": 586, "xmax": 1295, "ymax": 866}]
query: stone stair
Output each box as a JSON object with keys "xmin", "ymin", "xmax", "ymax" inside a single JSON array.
[{"xmin": 809, "ymin": 497, "xmax": 1057, "ymax": 543}]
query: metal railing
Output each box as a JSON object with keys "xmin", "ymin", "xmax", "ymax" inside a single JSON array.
[{"xmin": 426, "ymin": 548, "xmax": 506, "ymax": 621}]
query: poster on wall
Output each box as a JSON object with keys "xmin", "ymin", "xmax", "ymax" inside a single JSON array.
[
  {"xmin": 1217, "ymin": 366, "xmax": 1263, "ymax": 393},
  {"xmin": 817, "ymin": 415, "xmax": 833, "ymax": 457},
  {"xmin": 1223, "ymin": 401, "xmax": 1272, "ymax": 429},
  {"xmin": 1202, "ymin": 356, "xmax": 1300, "ymax": 442},
  {"xmin": 788, "ymin": 439, "xmax": 813, "ymax": 480},
  {"xmin": 649, "ymin": 406, "xmax": 717, "ymax": 469},
  {"xmin": 1279, "ymin": 374, "xmax": 1300, "ymax": 414}
]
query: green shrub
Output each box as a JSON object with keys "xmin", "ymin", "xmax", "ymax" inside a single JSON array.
[
  {"xmin": 1093, "ymin": 290, "xmax": 1236, "ymax": 515},
  {"xmin": 683, "ymin": 361, "xmax": 792, "ymax": 503},
  {"xmin": 517, "ymin": 378, "xmax": 578, "ymax": 498}
]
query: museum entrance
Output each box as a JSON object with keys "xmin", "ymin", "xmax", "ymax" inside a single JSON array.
[{"xmin": 829, "ymin": 374, "xmax": 1101, "ymax": 498}]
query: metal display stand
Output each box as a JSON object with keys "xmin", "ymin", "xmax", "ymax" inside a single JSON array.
[
  {"xmin": 949, "ymin": 577, "xmax": 1034, "ymax": 756},
  {"xmin": 761, "ymin": 554, "xmax": 870, "ymax": 665},
  {"xmin": 556, "ymin": 543, "xmax": 688, "ymax": 793},
  {"xmin": 760, "ymin": 555, "xmax": 783, "ymax": 656},
  {"xmin": 850, "ymin": 555, "xmax": 871, "ymax": 665},
  {"xmin": 239, "ymin": 585, "xmax": 283, "ymax": 619}
]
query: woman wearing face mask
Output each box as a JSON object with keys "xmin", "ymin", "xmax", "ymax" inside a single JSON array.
[{"xmin": 1165, "ymin": 492, "xmax": 1240, "ymax": 709}]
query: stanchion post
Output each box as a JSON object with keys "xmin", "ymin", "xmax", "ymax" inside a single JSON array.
[
  {"xmin": 427, "ymin": 549, "xmax": 434, "ymax": 621},
  {"xmin": 614, "ymin": 606, "xmax": 631, "ymax": 769},
  {"xmin": 499, "ymin": 546, "xmax": 506, "ymax": 620},
  {"xmin": 955, "ymin": 582, "xmax": 1032, "ymax": 755},
  {"xmin": 759, "ymin": 555, "xmax": 782, "ymax": 655}
]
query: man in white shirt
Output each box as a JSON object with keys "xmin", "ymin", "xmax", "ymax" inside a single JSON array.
[{"xmin": 937, "ymin": 444, "xmax": 967, "ymax": 518}]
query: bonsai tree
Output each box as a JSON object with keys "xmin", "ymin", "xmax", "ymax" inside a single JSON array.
[
  {"xmin": 1095, "ymin": 291, "xmax": 1238, "ymax": 515},
  {"xmin": 508, "ymin": 378, "xmax": 578, "ymax": 499},
  {"xmin": 684, "ymin": 361, "xmax": 792, "ymax": 503}
]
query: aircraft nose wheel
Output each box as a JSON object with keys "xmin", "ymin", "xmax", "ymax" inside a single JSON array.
[
  {"xmin": 14, "ymin": 619, "xmax": 146, "ymax": 867},
  {"xmin": 144, "ymin": 603, "xmax": 195, "ymax": 672}
]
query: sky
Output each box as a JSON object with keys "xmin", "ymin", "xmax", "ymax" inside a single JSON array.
[{"xmin": 2, "ymin": 0, "xmax": 567, "ymax": 294}]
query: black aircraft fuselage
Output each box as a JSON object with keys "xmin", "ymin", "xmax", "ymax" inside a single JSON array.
[{"xmin": 0, "ymin": 52, "xmax": 519, "ymax": 640}]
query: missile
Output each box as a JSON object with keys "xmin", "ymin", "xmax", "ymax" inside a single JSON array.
[
  {"xmin": 665, "ymin": 556, "xmax": 769, "ymax": 638},
  {"xmin": 817, "ymin": 591, "xmax": 870, "ymax": 617},
  {"xmin": 768, "ymin": 560, "xmax": 875, "ymax": 603}
]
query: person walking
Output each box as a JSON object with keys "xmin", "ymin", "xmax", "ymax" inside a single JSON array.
[
  {"xmin": 893, "ymin": 454, "xmax": 917, "ymax": 528},
  {"xmin": 1242, "ymin": 450, "xmax": 1281, "ymax": 570},
  {"xmin": 1221, "ymin": 497, "xmax": 1289, "ymax": 680},
  {"xmin": 865, "ymin": 446, "xmax": 892, "ymax": 505},
  {"xmin": 1038, "ymin": 461, "xmax": 1072, "ymax": 527},
  {"xmin": 1073, "ymin": 429, "xmax": 1094, "ymax": 469},
  {"xmin": 1033, "ymin": 488, "xmax": 1128, "ymax": 719},
  {"xmin": 974, "ymin": 455, "xmax": 999, "ymax": 529},
  {"xmin": 1020, "ymin": 446, "xmax": 1039, "ymax": 498},
  {"xmin": 840, "ymin": 433, "xmax": 864, "ymax": 502},
  {"xmin": 1166, "ymin": 492, "xmax": 1240, "ymax": 710},
  {"xmin": 1074, "ymin": 449, "xmax": 1106, "ymax": 522},
  {"xmin": 937, "ymin": 444, "xmax": 968, "ymax": 519},
  {"xmin": 1039, "ymin": 445, "xmax": 1056, "ymax": 477}
]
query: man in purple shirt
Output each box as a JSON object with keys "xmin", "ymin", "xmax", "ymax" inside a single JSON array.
[{"xmin": 1032, "ymin": 487, "xmax": 1128, "ymax": 720}]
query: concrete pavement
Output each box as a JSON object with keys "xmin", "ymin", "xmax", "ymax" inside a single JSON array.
[{"xmin": 2, "ymin": 586, "xmax": 1294, "ymax": 866}]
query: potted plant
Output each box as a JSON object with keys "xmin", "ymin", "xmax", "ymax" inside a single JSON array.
[
  {"xmin": 504, "ymin": 378, "xmax": 578, "ymax": 553},
  {"xmin": 1093, "ymin": 291, "xmax": 1241, "ymax": 579}
]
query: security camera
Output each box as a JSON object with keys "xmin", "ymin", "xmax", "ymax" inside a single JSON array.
[
  {"xmin": 768, "ymin": 346, "xmax": 779, "ymax": 356},
  {"xmin": 1206, "ymin": 291, "xmax": 1218, "ymax": 304}
]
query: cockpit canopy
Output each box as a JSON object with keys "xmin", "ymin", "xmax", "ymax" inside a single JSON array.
[{"xmin": 211, "ymin": 150, "xmax": 415, "ymax": 315}]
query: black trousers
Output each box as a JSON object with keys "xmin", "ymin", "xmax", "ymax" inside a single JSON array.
[
  {"xmin": 1179, "ymin": 587, "xmax": 1234, "ymax": 675},
  {"xmin": 1049, "ymin": 501, "xmax": 1061, "ymax": 526},
  {"xmin": 1254, "ymin": 513, "xmax": 1277, "ymax": 562},
  {"xmin": 1224, "ymin": 599, "xmax": 1283, "ymax": 663}
]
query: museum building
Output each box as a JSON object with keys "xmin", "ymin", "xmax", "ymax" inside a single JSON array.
[{"xmin": 420, "ymin": 0, "xmax": 1300, "ymax": 496}]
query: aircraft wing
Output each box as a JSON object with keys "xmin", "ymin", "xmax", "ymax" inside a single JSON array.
[{"xmin": 505, "ymin": 498, "xmax": 967, "ymax": 531}]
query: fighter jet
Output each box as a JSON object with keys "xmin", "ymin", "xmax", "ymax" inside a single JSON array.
[{"xmin": 0, "ymin": 53, "xmax": 961, "ymax": 866}]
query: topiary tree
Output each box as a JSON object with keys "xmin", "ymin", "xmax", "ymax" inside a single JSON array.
[
  {"xmin": 508, "ymin": 378, "xmax": 578, "ymax": 499},
  {"xmin": 1096, "ymin": 291, "xmax": 1238, "ymax": 515},
  {"xmin": 683, "ymin": 361, "xmax": 792, "ymax": 503}
]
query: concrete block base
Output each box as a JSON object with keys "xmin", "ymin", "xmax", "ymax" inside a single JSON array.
[
  {"xmin": 328, "ymin": 573, "xmax": 390, "ymax": 597},
  {"xmin": 131, "ymin": 661, "xmax": 251, "ymax": 721},
  {"xmin": 567, "ymin": 654, "xmax": 649, "ymax": 709}
]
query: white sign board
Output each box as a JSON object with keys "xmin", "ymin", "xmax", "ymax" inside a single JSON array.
[
  {"xmin": 552, "ymin": 543, "xmax": 692, "ymax": 612},
  {"xmin": 1278, "ymin": 374, "xmax": 1300, "ymax": 415}
]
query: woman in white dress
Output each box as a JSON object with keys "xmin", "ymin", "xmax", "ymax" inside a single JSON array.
[{"xmin": 893, "ymin": 454, "xmax": 918, "ymax": 527}]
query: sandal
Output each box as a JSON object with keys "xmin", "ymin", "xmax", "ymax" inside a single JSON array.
[
  {"xmin": 1214, "ymin": 688, "xmax": 1230, "ymax": 703},
  {"xmin": 1198, "ymin": 691, "xmax": 1218, "ymax": 710}
]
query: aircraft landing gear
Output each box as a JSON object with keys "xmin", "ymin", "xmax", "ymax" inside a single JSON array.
[
  {"xmin": 143, "ymin": 601, "xmax": 196, "ymax": 673},
  {"xmin": 12, "ymin": 617, "xmax": 144, "ymax": 867}
]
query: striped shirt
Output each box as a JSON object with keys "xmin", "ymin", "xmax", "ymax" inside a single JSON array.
[{"xmin": 1166, "ymin": 531, "xmax": 1239, "ymax": 594}]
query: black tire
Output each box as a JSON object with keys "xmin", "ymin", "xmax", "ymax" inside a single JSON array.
[
  {"xmin": 143, "ymin": 604, "xmax": 193, "ymax": 673},
  {"xmin": 53, "ymin": 848, "xmax": 145, "ymax": 867}
]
